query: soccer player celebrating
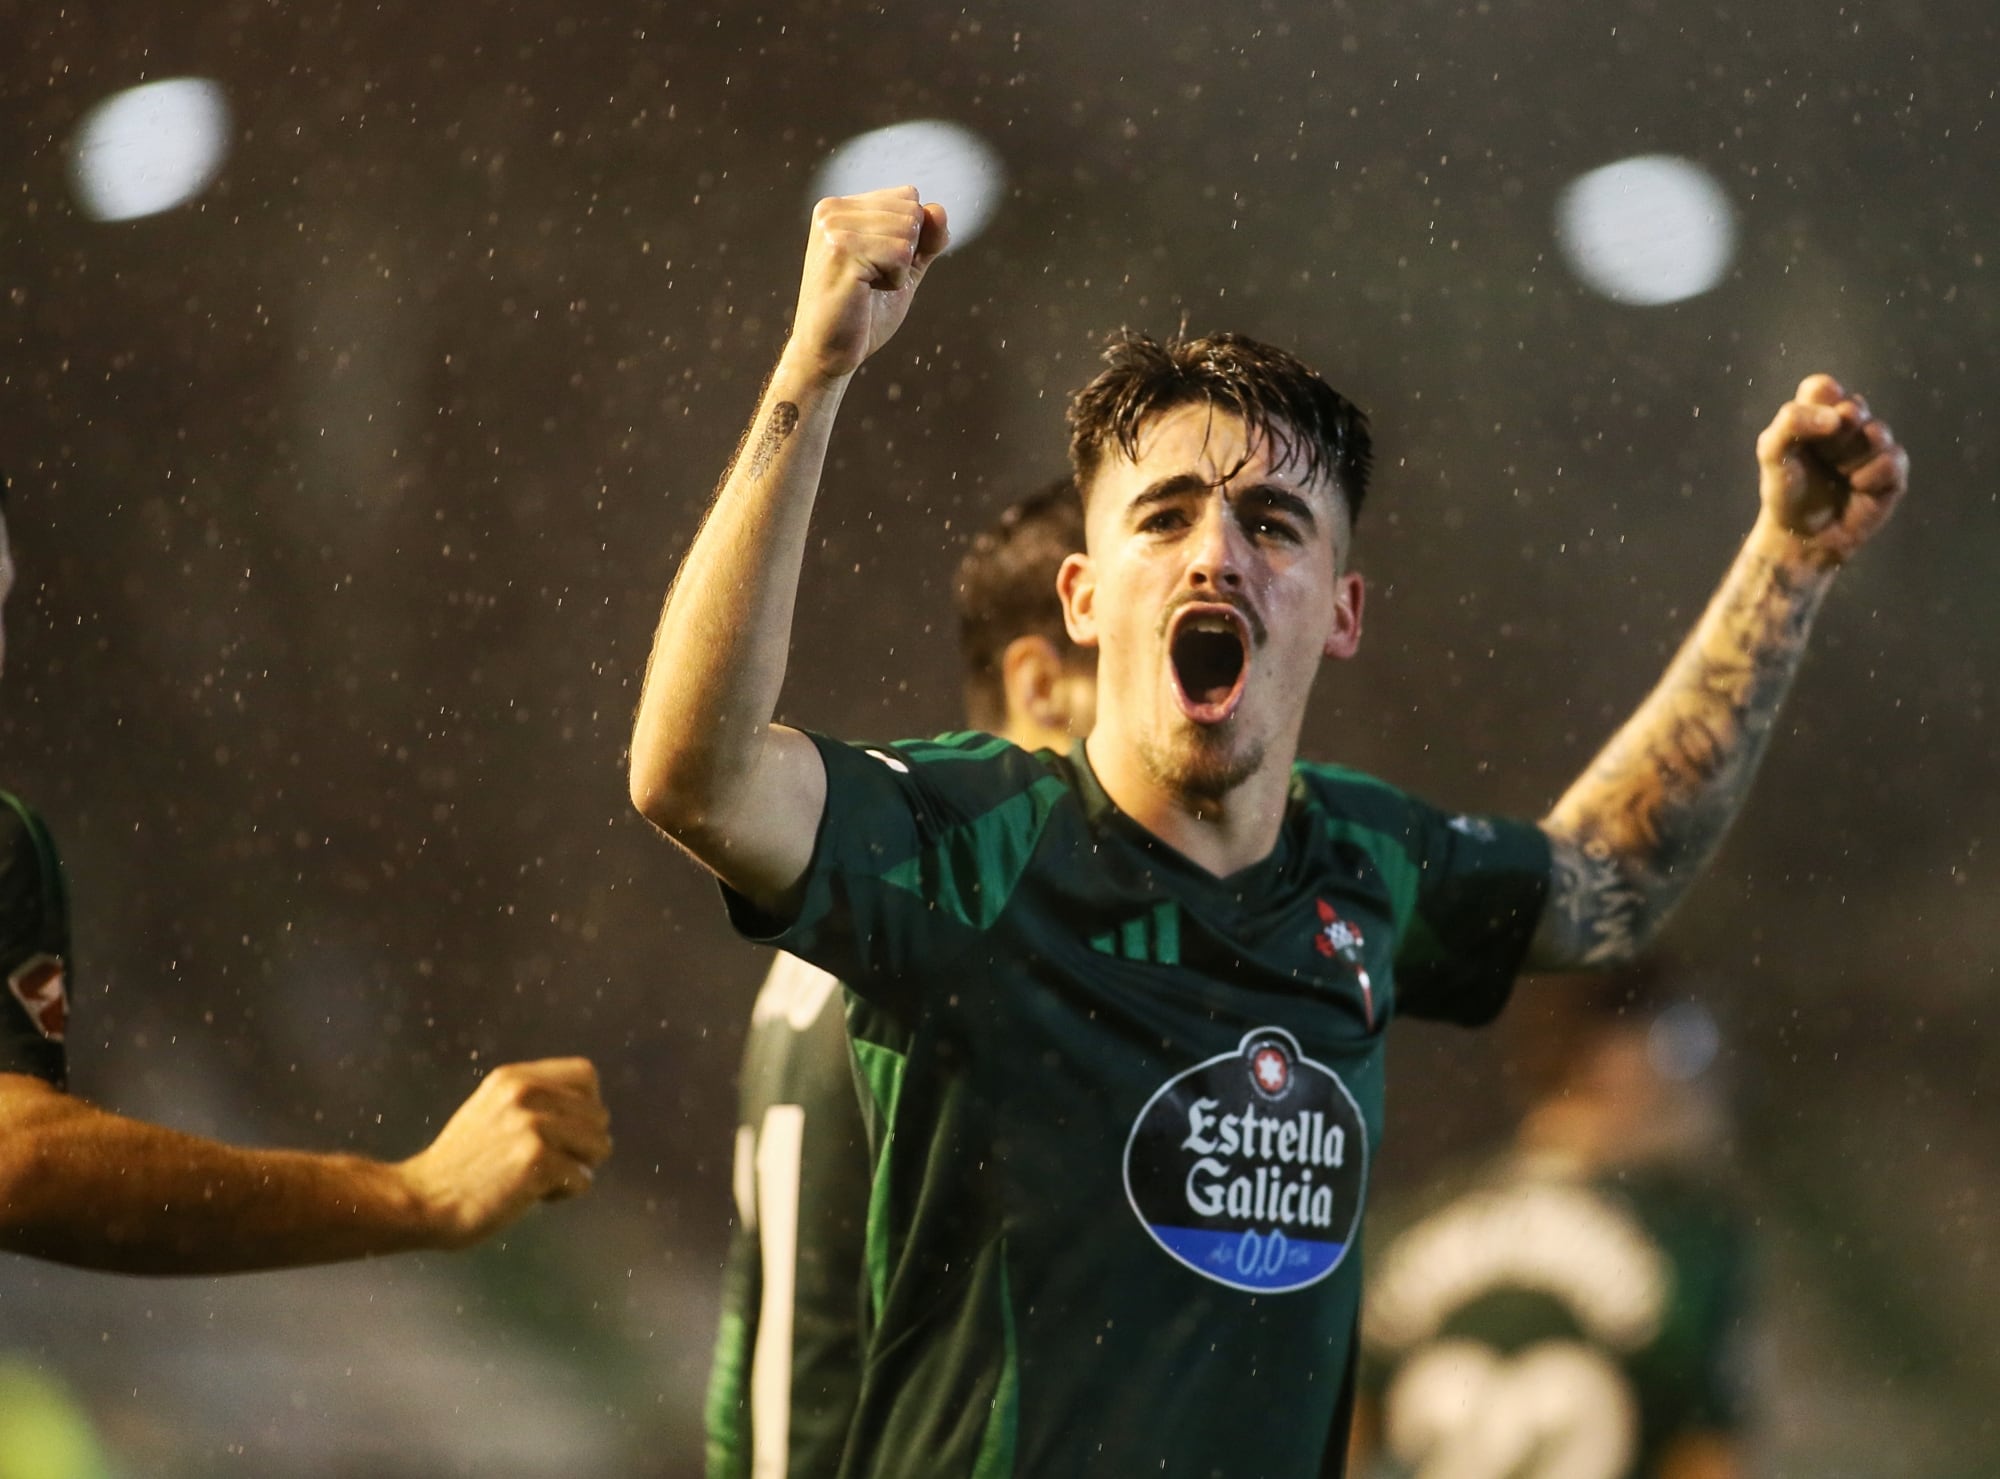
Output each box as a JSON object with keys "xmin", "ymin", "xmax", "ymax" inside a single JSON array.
[
  {"xmin": 706, "ymin": 483, "xmax": 1094, "ymax": 1478},
  {"xmin": 629, "ymin": 188, "xmax": 1906, "ymax": 1475},
  {"xmin": 0, "ymin": 487, "xmax": 612, "ymax": 1273}
]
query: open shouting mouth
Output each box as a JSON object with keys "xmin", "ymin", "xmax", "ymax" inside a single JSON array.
[{"xmin": 1168, "ymin": 603, "xmax": 1252, "ymax": 724}]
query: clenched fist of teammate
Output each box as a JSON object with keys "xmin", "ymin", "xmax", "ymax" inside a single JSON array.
[
  {"xmin": 783, "ymin": 186, "xmax": 950, "ymax": 384},
  {"xmin": 397, "ymin": 1057, "xmax": 612, "ymax": 1249},
  {"xmin": 1756, "ymin": 373, "xmax": 1909, "ymax": 566}
]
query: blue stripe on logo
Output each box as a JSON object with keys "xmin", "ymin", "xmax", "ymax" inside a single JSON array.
[{"xmin": 1150, "ymin": 1225, "xmax": 1347, "ymax": 1292}]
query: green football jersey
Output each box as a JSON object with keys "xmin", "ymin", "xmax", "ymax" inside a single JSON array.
[
  {"xmin": 707, "ymin": 952, "xmax": 874, "ymax": 1479},
  {"xmin": 1359, "ymin": 1154, "xmax": 1753, "ymax": 1478},
  {"xmin": 725, "ymin": 732, "xmax": 1549, "ymax": 1479}
]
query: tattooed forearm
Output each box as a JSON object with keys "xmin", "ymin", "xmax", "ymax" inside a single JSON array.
[
  {"xmin": 1532, "ymin": 537, "xmax": 1834, "ymax": 968},
  {"xmin": 1541, "ymin": 832, "xmax": 1647, "ymax": 966},
  {"xmin": 745, "ymin": 401, "xmax": 801, "ymax": 481}
]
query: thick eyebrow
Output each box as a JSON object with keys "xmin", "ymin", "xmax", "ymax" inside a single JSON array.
[
  {"xmin": 1125, "ymin": 474, "xmax": 1325, "ymax": 534},
  {"xmin": 1235, "ymin": 484, "xmax": 1320, "ymax": 533},
  {"xmin": 1125, "ymin": 473, "xmax": 1214, "ymax": 520}
]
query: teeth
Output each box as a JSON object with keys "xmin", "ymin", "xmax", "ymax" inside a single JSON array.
[{"xmin": 1185, "ymin": 614, "xmax": 1236, "ymax": 635}]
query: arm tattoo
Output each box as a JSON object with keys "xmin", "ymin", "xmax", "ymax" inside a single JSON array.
[
  {"xmin": 1542, "ymin": 832, "xmax": 1647, "ymax": 967},
  {"xmin": 1534, "ymin": 546, "xmax": 1831, "ymax": 968},
  {"xmin": 637, "ymin": 398, "xmax": 805, "ymax": 721},
  {"xmin": 745, "ymin": 401, "xmax": 800, "ymax": 481}
]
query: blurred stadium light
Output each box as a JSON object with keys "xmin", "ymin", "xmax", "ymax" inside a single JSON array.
[
  {"xmin": 1647, "ymin": 999, "xmax": 1722, "ymax": 1083},
  {"xmin": 1555, "ymin": 154, "xmax": 1737, "ymax": 306},
  {"xmin": 811, "ymin": 120, "xmax": 1005, "ymax": 248},
  {"xmin": 69, "ymin": 77, "xmax": 231, "ymax": 223}
]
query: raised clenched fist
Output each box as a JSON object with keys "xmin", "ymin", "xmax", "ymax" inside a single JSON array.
[
  {"xmin": 1756, "ymin": 373, "xmax": 1909, "ymax": 566},
  {"xmin": 397, "ymin": 1057, "xmax": 612, "ymax": 1249},
  {"xmin": 782, "ymin": 186, "xmax": 950, "ymax": 384}
]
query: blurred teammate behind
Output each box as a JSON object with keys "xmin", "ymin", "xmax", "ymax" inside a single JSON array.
[
  {"xmin": 0, "ymin": 482, "xmax": 612, "ymax": 1273},
  {"xmin": 706, "ymin": 481, "xmax": 1094, "ymax": 1478},
  {"xmin": 1355, "ymin": 966, "xmax": 1753, "ymax": 1479}
]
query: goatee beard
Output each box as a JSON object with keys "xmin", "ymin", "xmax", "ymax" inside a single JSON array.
[{"xmin": 1138, "ymin": 725, "xmax": 1265, "ymax": 805}]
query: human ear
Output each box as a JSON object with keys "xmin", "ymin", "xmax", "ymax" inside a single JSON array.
[
  {"xmin": 1323, "ymin": 570, "xmax": 1364, "ymax": 660},
  {"xmin": 1000, "ymin": 636, "xmax": 1065, "ymax": 733},
  {"xmin": 1057, "ymin": 552, "xmax": 1099, "ymax": 648}
]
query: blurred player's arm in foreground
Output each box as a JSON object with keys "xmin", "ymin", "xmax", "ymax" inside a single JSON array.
[
  {"xmin": 0, "ymin": 1057, "xmax": 609, "ymax": 1274},
  {"xmin": 1530, "ymin": 375, "xmax": 1908, "ymax": 968},
  {"xmin": 627, "ymin": 188, "xmax": 948, "ymax": 913}
]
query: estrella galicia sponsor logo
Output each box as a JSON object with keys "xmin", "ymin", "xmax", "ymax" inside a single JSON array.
[{"xmin": 1123, "ymin": 1027, "xmax": 1368, "ymax": 1294}]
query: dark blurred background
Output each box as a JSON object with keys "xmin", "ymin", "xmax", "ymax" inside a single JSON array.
[{"xmin": 1, "ymin": 0, "xmax": 1994, "ymax": 1473}]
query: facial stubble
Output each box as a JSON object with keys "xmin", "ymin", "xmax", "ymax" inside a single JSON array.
[{"xmin": 1137, "ymin": 718, "xmax": 1267, "ymax": 806}]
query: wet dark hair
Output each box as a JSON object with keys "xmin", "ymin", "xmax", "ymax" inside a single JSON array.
[
  {"xmin": 1066, "ymin": 329, "xmax": 1373, "ymax": 524},
  {"xmin": 954, "ymin": 478, "xmax": 1087, "ymax": 732}
]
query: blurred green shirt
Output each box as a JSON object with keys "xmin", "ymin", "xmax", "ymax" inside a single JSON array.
[{"xmin": 1360, "ymin": 1152, "xmax": 1753, "ymax": 1478}]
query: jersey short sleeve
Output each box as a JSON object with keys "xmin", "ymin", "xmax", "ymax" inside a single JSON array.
[
  {"xmin": 1392, "ymin": 798, "xmax": 1548, "ymax": 1025},
  {"xmin": 721, "ymin": 731, "xmax": 1068, "ymax": 1017},
  {"xmin": 1298, "ymin": 766, "xmax": 1548, "ymax": 1028},
  {"xmin": 0, "ymin": 793, "xmax": 71, "ymax": 1088}
]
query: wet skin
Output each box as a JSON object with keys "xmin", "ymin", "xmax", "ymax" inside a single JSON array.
[{"xmin": 1059, "ymin": 404, "xmax": 1365, "ymax": 859}]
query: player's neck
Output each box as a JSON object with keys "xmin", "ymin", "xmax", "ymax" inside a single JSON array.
[{"xmin": 1083, "ymin": 732, "xmax": 1293, "ymax": 878}]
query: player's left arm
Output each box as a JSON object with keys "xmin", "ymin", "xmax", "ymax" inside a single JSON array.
[
  {"xmin": 1530, "ymin": 374, "xmax": 1909, "ymax": 968},
  {"xmin": 0, "ymin": 1057, "xmax": 610, "ymax": 1273}
]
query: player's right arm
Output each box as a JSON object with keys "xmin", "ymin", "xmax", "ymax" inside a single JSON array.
[
  {"xmin": 0, "ymin": 1057, "xmax": 609, "ymax": 1274},
  {"xmin": 628, "ymin": 188, "xmax": 949, "ymax": 914}
]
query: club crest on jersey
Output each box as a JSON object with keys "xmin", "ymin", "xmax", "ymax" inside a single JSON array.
[
  {"xmin": 1313, "ymin": 899, "xmax": 1375, "ymax": 1027},
  {"xmin": 1124, "ymin": 1027, "xmax": 1368, "ymax": 1294},
  {"xmin": 7, "ymin": 954, "xmax": 67, "ymax": 1042}
]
